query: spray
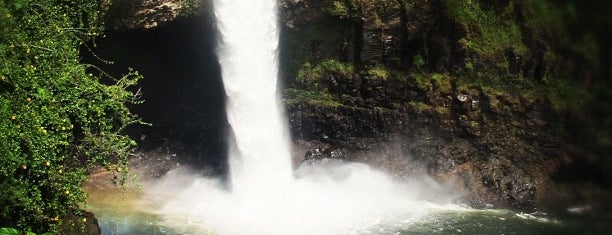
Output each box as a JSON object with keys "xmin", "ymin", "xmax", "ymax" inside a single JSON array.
[{"xmin": 145, "ymin": 1, "xmax": 460, "ymax": 234}]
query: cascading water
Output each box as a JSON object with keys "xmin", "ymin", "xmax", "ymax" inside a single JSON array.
[
  {"xmin": 141, "ymin": 1, "xmax": 464, "ymax": 234},
  {"xmin": 214, "ymin": 0, "xmax": 293, "ymax": 197},
  {"xmin": 84, "ymin": 1, "xmax": 587, "ymax": 234},
  {"xmin": 85, "ymin": 1, "xmax": 576, "ymax": 234}
]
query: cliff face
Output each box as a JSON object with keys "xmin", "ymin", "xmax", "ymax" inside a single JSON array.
[
  {"xmin": 105, "ymin": 0, "xmax": 206, "ymax": 29},
  {"xmin": 285, "ymin": 69, "xmax": 566, "ymax": 209},
  {"xmin": 100, "ymin": 0, "xmax": 611, "ymax": 211},
  {"xmin": 279, "ymin": 0, "xmax": 610, "ymax": 210}
]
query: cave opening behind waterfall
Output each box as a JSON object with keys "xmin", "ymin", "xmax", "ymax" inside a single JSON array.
[{"xmin": 82, "ymin": 15, "xmax": 228, "ymax": 176}]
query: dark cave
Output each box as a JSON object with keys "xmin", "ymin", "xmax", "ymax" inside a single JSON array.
[{"xmin": 82, "ymin": 15, "xmax": 228, "ymax": 175}]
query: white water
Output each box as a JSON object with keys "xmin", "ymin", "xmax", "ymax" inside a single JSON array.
[
  {"xmin": 143, "ymin": 0, "xmax": 462, "ymax": 234},
  {"xmin": 146, "ymin": 161, "xmax": 463, "ymax": 235},
  {"xmin": 215, "ymin": 0, "xmax": 292, "ymax": 197}
]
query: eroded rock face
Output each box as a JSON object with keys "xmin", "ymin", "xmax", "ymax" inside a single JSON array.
[
  {"xmin": 287, "ymin": 75, "xmax": 567, "ymax": 209},
  {"xmin": 280, "ymin": 0, "xmax": 575, "ymax": 210},
  {"xmin": 105, "ymin": 0, "xmax": 206, "ymax": 30},
  {"xmin": 279, "ymin": 0, "xmax": 464, "ymax": 76},
  {"xmin": 104, "ymin": 0, "xmax": 608, "ymax": 211}
]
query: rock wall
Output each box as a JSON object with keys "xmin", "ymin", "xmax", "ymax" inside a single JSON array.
[
  {"xmin": 279, "ymin": 0, "xmax": 608, "ymax": 210},
  {"xmin": 99, "ymin": 0, "xmax": 611, "ymax": 211},
  {"xmin": 286, "ymin": 73, "xmax": 568, "ymax": 209},
  {"xmin": 105, "ymin": 0, "xmax": 207, "ymax": 30}
]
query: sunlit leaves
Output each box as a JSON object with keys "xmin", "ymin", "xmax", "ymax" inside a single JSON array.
[{"xmin": 0, "ymin": 0, "xmax": 141, "ymax": 233}]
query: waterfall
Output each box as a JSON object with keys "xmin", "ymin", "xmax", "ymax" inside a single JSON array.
[
  {"xmin": 144, "ymin": 1, "xmax": 458, "ymax": 234},
  {"xmin": 214, "ymin": 0, "xmax": 293, "ymax": 195}
]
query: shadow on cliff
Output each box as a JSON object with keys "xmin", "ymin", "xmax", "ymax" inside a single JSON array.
[{"xmin": 82, "ymin": 15, "xmax": 228, "ymax": 176}]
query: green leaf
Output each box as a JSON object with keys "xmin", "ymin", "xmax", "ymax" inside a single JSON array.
[
  {"xmin": 0, "ymin": 228, "xmax": 21, "ymax": 235},
  {"xmin": 13, "ymin": 2, "xmax": 24, "ymax": 10},
  {"xmin": 0, "ymin": 0, "xmax": 141, "ymax": 233}
]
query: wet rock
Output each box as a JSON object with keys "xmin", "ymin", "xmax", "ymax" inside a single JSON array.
[
  {"xmin": 286, "ymin": 68, "xmax": 570, "ymax": 209},
  {"xmin": 304, "ymin": 146, "xmax": 345, "ymax": 160},
  {"xmin": 60, "ymin": 210, "xmax": 100, "ymax": 235},
  {"xmin": 105, "ymin": 0, "xmax": 597, "ymax": 212},
  {"xmin": 481, "ymin": 157, "xmax": 537, "ymax": 209},
  {"xmin": 105, "ymin": 0, "xmax": 206, "ymax": 30}
]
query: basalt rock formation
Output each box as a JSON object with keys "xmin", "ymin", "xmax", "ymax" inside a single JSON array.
[
  {"xmin": 279, "ymin": 0, "xmax": 611, "ymax": 211},
  {"xmin": 105, "ymin": 0, "xmax": 206, "ymax": 30},
  {"xmin": 99, "ymin": 0, "xmax": 611, "ymax": 211}
]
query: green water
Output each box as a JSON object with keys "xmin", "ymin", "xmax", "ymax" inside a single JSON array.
[
  {"xmin": 85, "ymin": 169, "xmax": 610, "ymax": 235},
  {"xmin": 92, "ymin": 206, "xmax": 609, "ymax": 235},
  {"xmin": 86, "ymin": 180, "xmax": 610, "ymax": 235}
]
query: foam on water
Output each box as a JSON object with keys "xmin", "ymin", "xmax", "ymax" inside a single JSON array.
[{"xmin": 144, "ymin": 161, "xmax": 461, "ymax": 235}]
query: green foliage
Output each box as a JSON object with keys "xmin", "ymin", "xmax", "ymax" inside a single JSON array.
[
  {"xmin": 521, "ymin": 0, "xmax": 564, "ymax": 37},
  {"xmin": 431, "ymin": 73, "xmax": 452, "ymax": 93},
  {"xmin": 411, "ymin": 73, "xmax": 430, "ymax": 91},
  {"xmin": 322, "ymin": 0, "xmax": 401, "ymax": 20},
  {"xmin": 410, "ymin": 73, "xmax": 452, "ymax": 93},
  {"xmin": 439, "ymin": 0, "xmax": 592, "ymax": 113},
  {"xmin": 324, "ymin": 0, "xmax": 357, "ymax": 19},
  {"xmin": 297, "ymin": 60, "xmax": 354, "ymax": 83},
  {"xmin": 412, "ymin": 54, "xmax": 425, "ymax": 71},
  {"xmin": 0, "ymin": 0, "xmax": 141, "ymax": 233},
  {"xmin": 283, "ymin": 88, "xmax": 341, "ymax": 107},
  {"xmin": 0, "ymin": 228, "xmax": 54, "ymax": 235},
  {"xmin": 0, "ymin": 228, "xmax": 21, "ymax": 235},
  {"xmin": 178, "ymin": 0, "xmax": 203, "ymax": 16},
  {"xmin": 367, "ymin": 64, "xmax": 390, "ymax": 80},
  {"xmin": 445, "ymin": 0, "xmax": 527, "ymax": 57},
  {"xmin": 464, "ymin": 61, "xmax": 474, "ymax": 70},
  {"xmin": 280, "ymin": 15, "xmax": 353, "ymax": 83},
  {"xmin": 543, "ymin": 78, "xmax": 589, "ymax": 112},
  {"xmin": 290, "ymin": 60, "xmax": 353, "ymax": 107},
  {"xmin": 408, "ymin": 101, "xmax": 433, "ymax": 113}
]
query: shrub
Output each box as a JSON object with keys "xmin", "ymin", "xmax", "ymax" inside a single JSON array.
[
  {"xmin": 444, "ymin": 0, "xmax": 527, "ymax": 58},
  {"xmin": 322, "ymin": 0, "xmax": 359, "ymax": 19},
  {"xmin": 0, "ymin": 227, "xmax": 54, "ymax": 235},
  {"xmin": 0, "ymin": 0, "xmax": 141, "ymax": 233},
  {"xmin": 297, "ymin": 60, "xmax": 353, "ymax": 83},
  {"xmin": 283, "ymin": 88, "xmax": 341, "ymax": 107},
  {"xmin": 412, "ymin": 54, "xmax": 425, "ymax": 71},
  {"xmin": 367, "ymin": 65, "xmax": 390, "ymax": 80}
]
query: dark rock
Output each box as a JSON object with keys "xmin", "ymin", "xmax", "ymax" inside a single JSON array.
[
  {"xmin": 60, "ymin": 210, "xmax": 100, "ymax": 235},
  {"xmin": 303, "ymin": 145, "xmax": 345, "ymax": 161},
  {"xmin": 105, "ymin": 0, "xmax": 207, "ymax": 30},
  {"xmin": 480, "ymin": 157, "xmax": 537, "ymax": 209},
  {"xmin": 103, "ymin": 0, "xmax": 610, "ymax": 212},
  {"xmin": 286, "ymin": 70, "xmax": 570, "ymax": 208}
]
